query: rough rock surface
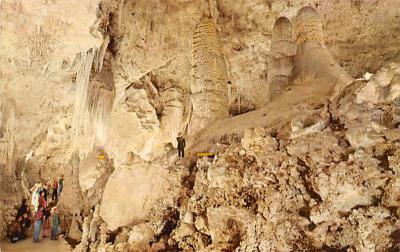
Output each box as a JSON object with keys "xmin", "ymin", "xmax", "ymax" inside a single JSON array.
[
  {"xmin": 99, "ymin": 156, "xmax": 169, "ymax": 230},
  {"xmin": 1, "ymin": 0, "xmax": 400, "ymax": 251}
]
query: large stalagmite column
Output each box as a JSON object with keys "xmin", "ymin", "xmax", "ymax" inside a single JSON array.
[
  {"xmin": 188, "ymin": 17, "xmax": 228, "ymax": 136},
  {"xmin": 293, "ymin": 6, "xmax": 353, "ymax": 91},
  {"xmin": 160, "ymin": 86, "xmax": 185, "ymax": 146},
  {"xmin": 267, "ymin": 17, "xmax": 296, "ymax": 100}
]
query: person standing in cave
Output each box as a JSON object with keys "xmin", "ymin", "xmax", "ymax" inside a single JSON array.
[
  {"xmin": 16, "ymin": 199, "xmax": 29, "ymax": 220},
  {"xmin": 50, "ymin": 207, "xmax": 60, "ymax": 240},
  {"xmin": 8, "ymin": 215, "xmax": 27, "ymax": 243},
  {"xmin": 33, "ymin": 206, "xmax": 44, "ymax": 242},
  {"xmin": 176, "ymin": 133, "xmax": 186, "ymax": 158},
  {"xmin": 42, "ymin": 207, "xmax": 51, "ymax": 238},
  {"xmin": 58, "ymin": 174, "xmax": 64, "ymax": 197},
  {"xmin": 52, "ymin": 177, "xmax": 58, "ymax": 201},
  {"xmin": 38, "ymin": 191, "xmax": 46, "ymax": 210},
  {"xmin": 43, "ymin": 181, "xmax": 50, "ymax": 202}
]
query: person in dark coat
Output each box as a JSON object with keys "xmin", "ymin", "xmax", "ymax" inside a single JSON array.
[
  {"xmin": 176, "ymin": 133, "xmax": 186, "ymax": 158},
  {"xmin": 52, "ymin": 177, "xmax": 58, "ymax": 201},
  {"xmin": 22, "ymin": 212, "xmax": 31, "ymax": 230},
  {"xmin": 43, "ymin": 207, "xmax": 51, "ymax": 238},
  {"xmin": 8, "ymin": 216, "xmax": 27, "ymax": 243},
  {"xmin": 16, "ymin": 199, "xmax": 28, "ymax": 220},
  {"xmin": 42, "ymin": 184, "xmax": 48, "ymax": 202}
]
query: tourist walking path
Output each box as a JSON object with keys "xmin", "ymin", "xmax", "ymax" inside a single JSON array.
[{"xmin": 1, "ymin": 238, "xmax": 70, "ymax": 252}]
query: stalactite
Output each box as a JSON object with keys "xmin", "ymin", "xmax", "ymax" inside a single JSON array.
[
  {"xmin": 188, "ymin": 17, "xmax": 228, "ymax": 136},
  {"xmin": 72, "ymin": 41, "xmax": 115, "ymax": 150},
  {"xmin": 87, "ymin": 51, "xmax": 115, "ymax": 147},
  {"xmin": 72, "ymin": 49, "xmax": 96, "ymax": 148}
]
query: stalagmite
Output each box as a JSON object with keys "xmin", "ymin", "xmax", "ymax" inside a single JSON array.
[
  {"xmin": 99, "ymin": 222, "xmax": 108, "ymax": 246},
  {"xmin": 267, "ymin": 17, "xmax": 296, "ymax": 100},
  {"xmin": 160, "ymin": 86, "xmax": 185, "ymax": 146},
  {"xmin": 188, "ymin": 17, "xmax": 228, "ymax": 136},
  {"xmin": 293, "ymin": 6, "xmax": 353, "ymax": 92},
  {"xmin": 74, "ymin": 213, "xmax": 92, "ymax": 252},
  {"xmin": 89, "ymin": 205, "xmax": 101, "ymax": 242}
]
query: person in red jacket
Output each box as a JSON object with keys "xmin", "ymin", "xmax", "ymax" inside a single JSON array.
[
  {"xmin": 52, "ymin": 177, "xmax": 58, "ymax": 201},
  {"xmin": 39, "ymin": 191, "xmax": 46, "ymax": 209},
  {"xmin": 33, "ymin": 206, "xmax": 44, "ymax": 242}
]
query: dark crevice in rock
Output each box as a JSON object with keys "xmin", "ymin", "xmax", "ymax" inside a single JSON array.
[
  {"xmin": 107, "ymin": 227, "xmax": 121, "ymax": 244},
  {"xmin": 240, "ymin": 187, "xmax": 258, "ymax": 213},
  {"xmin": 374, "ymin": 146, "xmax": 396, "ymax": 173},
  {"xmin": 387, "ymin": 206, "xmax": 400, "ymax": 219},
  {"xmin": 389, "ymin": 228, "xmax": 400, "ymax": 252},
  {"xmin": 154, "ymin": 208, "xmax": 180, "ymax": 250},
  {"xmin": 298, "ymin": 204, "xmax": 311, "ymax": 219},
  {"xmin": 320, "ymin": 244, "xmax": 352, "ymax": 252},
  {"xmin": 65, "ymin": 237, "xmax": 80, "ymax": 249},
  {"xmin": 297, "ymin": 158, "xmax": 323, "ymax": 203}
]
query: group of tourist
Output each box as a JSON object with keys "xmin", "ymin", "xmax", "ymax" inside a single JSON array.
[
  {"xmin": 33, "ymin": 204, "xmax": 61, "ymax": 242},
  {"xmin": 31, "ymin": 175, "xmax": 64, "ymax": 242},
  {"xmin": 31, "ymin": 175, "xmax": 64, "ymax": 212},
  {"xmin": 7, "ymin": 175, "xmax": 64, "ymax": 244}
]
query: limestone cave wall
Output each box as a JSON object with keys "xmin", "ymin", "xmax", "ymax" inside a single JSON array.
[{"xmin": 0, "ymin": 0, "xmax": 400, "ymax": 251}]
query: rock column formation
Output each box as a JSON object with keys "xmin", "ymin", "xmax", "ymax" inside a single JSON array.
[
  {"xmin": 188, "ymin": 17, "xmax": 228, "ymax": 136},
  {"xmin": 0, "ymin": 97, "xmax": 17, "ymax": 238},
  {"xmin": 0, "ymin": 98, "xmax": 16, "ymax": 176},
  {"xmin": 160, "ymin": 86, "xmax": 185, "ymax": 146},
  {"xmin": 293, "ymin": 6, "xmax": 353, "ymax": 91},
  {"xmin": 267, "ymin": 17, "xmax": 296, "ymax": 100}
]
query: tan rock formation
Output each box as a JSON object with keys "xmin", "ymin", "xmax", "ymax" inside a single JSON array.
[
  {"xmin": 99, "ymin": 158, "xmax": 168, "ymax": 230},
  {"xmin": 160, "ymin": 86, "xmax": 185, "ymax": 146},
  {"xmin": 267, "ymin": 17, "xmax": 296, "ymax": 100},
  {"xmin": 0, "ymin": 97, "xmax": 16, "ymax": 176},
  {"xmin": 293, "ymin": 6, "xmax": 353, "ymax": 94},
  {"xmin": 1, "ymin": 1, "xmax": 400, "ymax": 251},
  {"xmin": 72, "ymin": 43, "xmax": 115, "ymax": 153},
  {"xmin": 188, "ymin": 17, "xmax": 229, "ymax": 136},
  {"xmin": 78, "ymin": 148, "xmax": 114, "ymax": 207}
]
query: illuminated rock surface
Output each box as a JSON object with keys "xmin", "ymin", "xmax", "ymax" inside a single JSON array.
[{"xmin": 1, "ymin": 0, "xmax": 400, "ymax": 251}]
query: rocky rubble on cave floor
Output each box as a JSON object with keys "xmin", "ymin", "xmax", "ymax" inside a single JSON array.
[{"xmin": 53, "ymin": 59, "xmax": 400, "ymax": 252}]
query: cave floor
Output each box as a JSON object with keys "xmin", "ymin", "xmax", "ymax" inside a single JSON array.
[{"xmin": 0, "ymin": 238, "xmax": 70, "ymax": 252}]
